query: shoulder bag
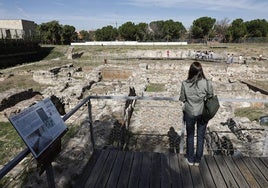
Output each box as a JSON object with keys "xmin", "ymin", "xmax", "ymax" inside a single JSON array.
[{"xmin": 202, "ymin": 80, "xmax": 220, "ymax": 122}]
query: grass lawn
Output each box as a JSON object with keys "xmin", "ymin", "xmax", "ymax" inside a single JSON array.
[{"xmin": 0, "ymin": 122, "xmax": 25, "ymax": 165}]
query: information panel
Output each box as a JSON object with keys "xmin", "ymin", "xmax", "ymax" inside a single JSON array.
[{"xmin": 9, "ymin": 98, "xmax": 67, "ymax": 158}]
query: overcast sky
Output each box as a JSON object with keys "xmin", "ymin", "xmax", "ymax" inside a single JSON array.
[{"xmin": 0, "ymin": 0, "xmax": 268, "ymax": 31}]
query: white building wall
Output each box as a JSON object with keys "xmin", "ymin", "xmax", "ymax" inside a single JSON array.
[
  {"xmin": 0, "ymin": 20, "xmax": 23, "ymax": 30},
  {"xmin": 0, "ymin": 19, "xmax": 35, "ymax": 39},
  {"xmin": 71, "ymin": 41, "xmax": 188, "ymax": 46}
]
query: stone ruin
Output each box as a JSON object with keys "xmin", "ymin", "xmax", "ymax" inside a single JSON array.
[
  {"xmin": 0, "ymin": 53, "xmax": 267, "ymax": 156},
  {"xmin": 0, "ymin": 48, "xmax": 268, "ymax": 187}
]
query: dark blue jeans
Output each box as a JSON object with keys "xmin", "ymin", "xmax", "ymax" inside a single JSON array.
[{"xmin": 184, "ymin": 112, "xmax": 208, "ymax": 163}]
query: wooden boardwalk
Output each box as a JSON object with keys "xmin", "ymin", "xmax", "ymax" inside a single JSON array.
[{"xmin": 75, "ymin": 149, "xmax": 268, "ymax": 188}]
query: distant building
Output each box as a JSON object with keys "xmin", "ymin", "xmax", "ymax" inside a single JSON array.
[{"xmin": 0, "ymin": 19, "xmax": 36, "ymax": 39}]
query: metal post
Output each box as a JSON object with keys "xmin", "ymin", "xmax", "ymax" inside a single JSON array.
[
  {"xmin": 87, "ymin": 99, "xmax": 95, "ymax": 150},
  {"xmin": 45, "ymin": 163, "xmax": 55, "ymax": 188}
]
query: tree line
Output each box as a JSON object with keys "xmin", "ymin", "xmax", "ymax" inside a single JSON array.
[
  {"xmin": 36, "ymin": 20, "xmax": 77, "ymax": 44},
  {"xmin": 36, "ymin": 17, "xmax": 268, "ymax": 45}
]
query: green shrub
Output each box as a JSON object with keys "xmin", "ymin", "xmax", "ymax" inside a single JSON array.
[
  {"xmin": 146, "ymin": 83, "xmax": 165, "ymax": 92},
  {"xmin": 235, "ymin": 107, "xmax": 268, "ymax": 122}
]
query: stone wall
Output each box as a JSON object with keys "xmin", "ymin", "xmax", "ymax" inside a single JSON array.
[{"xmin": 0, "ymin": 89, "xmax": 41, "ymax": 112}]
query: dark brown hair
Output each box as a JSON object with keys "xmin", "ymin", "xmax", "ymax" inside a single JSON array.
[{"xmin": 187, "ymin": 61, "xmax": 206, "ymax": 85}]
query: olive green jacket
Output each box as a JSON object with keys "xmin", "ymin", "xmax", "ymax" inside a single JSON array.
[{"xmin": 179, "ymin": 79, "xmax": 214, "ymax": 116}]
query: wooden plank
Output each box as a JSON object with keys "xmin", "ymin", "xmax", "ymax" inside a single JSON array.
[
  {"xmin": 169, "ymin": 153, "xmax": 183, "ymax": 188},
  {"xmin": 204, "ymin": 155, "xmax": 227, "ymax": 188},
  {"xmin": 78, "ymin": 149, "xmax": 268, "ymax": 188},
  {"xmin": 74, "ymin": 149, "xmax": 102, "ymax": 188},
  {"xmin": 84, "ymin": 149, "xmax": 110, "ymax": 187},
  {"xmin": 232, "ymin": 156, "xmax": 260, "ymax": 188},
  {"xmin": 139, "ymin": 152, "xmax": 152, "ymax": 188},
  {"xmin": 199, "ymin": 155, "xmax": 216, "ymax": 188},
  {"xmin": 223, "ymin": 156, "xmax": 250, "ymax": 188},
  {"xmin": 116, "ymin": 151, "xmax": 134, "ymax": 188},
  {"xmin": 150, "ymin": 152, "xmax": 161, "ymax": 188},
  {"xmin": 161, "ymin": 153, "xmax": 172, "ymax": 188},
  {"xmin": 253, "ymin": 158, "xmax": 268, "ymax": 180},
  {"xmin": 106, "ymin": 151, "xmax": 126, "ymax": 188},
  {"xmin": 242, "ymin": 157, "xmax": 268, "ymax": 187},
  {"xmin": 259, "ymin": 157, "xmax": 268, "ymax": 168},
  {"xmin": 128, "ymin": 152, "xmax": 143, "ymax": 188},
  {"xmin": 189, "ymin": 163, "xmax": 204, "ymax": 188},
  {"xmin": 95, "ymin": 150, "xmax": 118, "ymax": 187},
  {"xmin": 214, "ymin": 155, "xmax": 238, "ymax": 187},
  {"xmin": 179, "ymin": 154, "xmax": 194, "ymax": 187}
]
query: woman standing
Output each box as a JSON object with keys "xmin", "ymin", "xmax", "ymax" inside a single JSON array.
[{"xmin": 179, "ymin": 61, "xmax": 214, "ymax": 166}]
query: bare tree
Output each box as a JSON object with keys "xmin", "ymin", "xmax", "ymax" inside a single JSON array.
[{"xmin": 213, "ymin": 17, "xmax": 230, "ymax": 42}]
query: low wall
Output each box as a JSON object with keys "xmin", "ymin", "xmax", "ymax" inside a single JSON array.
[
  {"xmin": 71, "ymin": 41, "xmax": 188, "ymax": 46},
  {"xmin": 0, "ymin": 89, "xmax": 41, "ymax": 112}
]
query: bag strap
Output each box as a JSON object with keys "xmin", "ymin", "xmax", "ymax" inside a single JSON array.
[
  {"xmin": 183, "ymin": 82, "xmax": 188, "ymax": 102},
  {"xmin": 204, "ymin": 79, "xmax": 209, "ymax": 101}
]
